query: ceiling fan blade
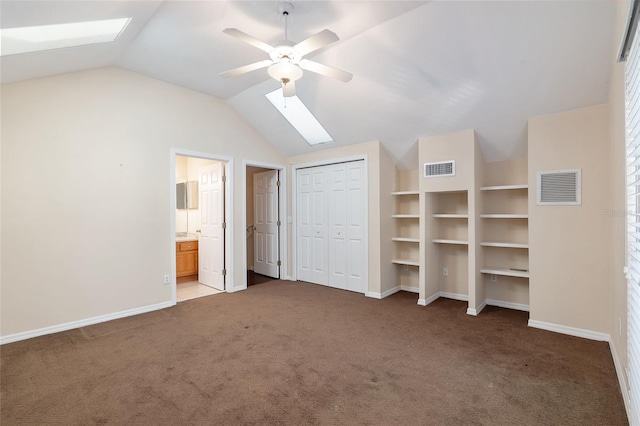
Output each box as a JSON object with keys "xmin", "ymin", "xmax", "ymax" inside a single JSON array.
[
  {"xmin": 299, "ymin": 59, "xmax": 353, "ymax": 82},
  {"xmin": 219, "ymin": 60, "xmax": 273, "ymax": 78},
  {"xmin": 294, "ymin": 29, "xmax": 339, "ymax": 56},
  {"xmin": 282, "ymin": 80, "xmax": 296, "ymax": 98},
  {"xmin": 223, "ymin": 28, "xmax": 274, "ymax": 53}
]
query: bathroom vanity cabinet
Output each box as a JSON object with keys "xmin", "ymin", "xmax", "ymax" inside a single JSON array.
[{"xmin": 176, "ymin": 240, "xmax": 198, "ymax": 278}]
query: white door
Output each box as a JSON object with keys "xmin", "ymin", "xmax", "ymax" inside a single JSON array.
[
  {"xmin": 296, "ymin": 161, "xmax": 365, "ymax": 292},
  {"xmin": 199, "ymin": 162, "xmax": 225, "ymax": 290},
  {"xmin": 345, "ymin": 161, "xmax": 365, "ymax": 293},
  {"xmin": 254, "ymin": 170, "xmax": 280, "ymax": 278},
  {"xmin": 297, "ymin": 166, "xmax": 329, "ymax": 285},
  {"xmin": 328, "ymin": 163, "xmax": 347, "ymax": 290}
]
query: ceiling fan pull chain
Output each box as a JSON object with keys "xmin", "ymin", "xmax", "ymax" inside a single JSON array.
[{"xmin": 284, "ymin": 10, "xmax": 289, "ymax": 41}]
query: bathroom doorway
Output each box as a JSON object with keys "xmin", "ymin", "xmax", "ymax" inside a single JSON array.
[{"xmin": 171, "ymin": 150, "xmax": 232, "ymax": 303}]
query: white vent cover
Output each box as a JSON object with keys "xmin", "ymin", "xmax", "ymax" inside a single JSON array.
[
  {"xmin": 424, "ymin": 161, "xmax": 455, "ymax": 178},
  {"xmin": 537, "ymin": 169, "xmax": 581, "ymax": 205}
]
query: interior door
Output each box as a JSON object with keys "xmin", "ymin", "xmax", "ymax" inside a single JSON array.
[
  {"xmin": 345, "ymin": 161, "xmax": 365, "ymax": 293},
  {"xmin": 199, "ymin": 162, "xmax": 225, "ymax": 290},
  {"xmin": 328, "ymin": 163, "xmax": 347, "ymax": 290},
  {"xmin": 297, "ymin": 166, "xmax": 328, "ymax": 285},
  {"xmin": 254, "ymin": 169, "xmax": 280, "ymax": 278}
]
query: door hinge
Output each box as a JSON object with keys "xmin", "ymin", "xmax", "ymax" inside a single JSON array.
[
  {"xmin": 277, "ymin": 260, "xmax": 282, "ymax": 266},
  {"xmin": 222, "ymin": 222, "xmax": 227, "ymax": 229},
  {"xmin": 277, "ymin": 180, "xmax": 281, "ymax": 187},
  {"xmin": 277, "ymin": 220, "xmax": 281, "ymax": 227},
  {"xmin": 222, "ymin": 269, "xmax": 227, "ymax": 276},
  {"xmin": 222, "ymin": 175, "xmax": 227, "ymax": 183}
]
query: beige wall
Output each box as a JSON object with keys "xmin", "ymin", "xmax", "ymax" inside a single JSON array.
[
  {"xmin": 609, "ymin": 0, "xmax": 630, "ymax": 396},
  {"xmin": 418, "ymin": 130, "xmax": 479, "ymax": 307},
  {"xmin": 1, "ymin": 67, "xmax": 285, "ymax": 337},
  {"xmin": 528, "ymin": 104, "xmax": 611, "ymax": 333},
  {"xmin": 285, "ymin": 140, "xmax": 392, "ymax": 296}
]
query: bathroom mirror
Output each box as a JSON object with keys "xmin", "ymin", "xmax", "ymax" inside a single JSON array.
[{"xmin": 176, "ymin": 181, "xmax": 199, "ymax": 209}]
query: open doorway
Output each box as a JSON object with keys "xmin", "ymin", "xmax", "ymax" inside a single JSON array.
[
  {"xmin": 171, "ymin": 150, "xmax": 232, "ymax": 303},
  {"xmin": 245, "ymin": 161, "xmax": 287, "ymax": 288}
]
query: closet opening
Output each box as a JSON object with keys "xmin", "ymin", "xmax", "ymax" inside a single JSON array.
[
  {"xmin": 244, "ymin": 161, "xmax": 287, "ymax": 288},
  {"xmin": 293, "ymin": 157, "xmax": 368, "ymax": 294}
]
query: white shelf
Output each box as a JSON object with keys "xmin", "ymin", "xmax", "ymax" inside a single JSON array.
[
  {"xmin": 391, "ymin": 191, "xmax": 419, "ymax": 196},
  {"xmin": 481, "ymin": 267, "xmax": 530, "ymax": 278},
  {"xmin": 480, "ymin": 214, "xmax": 528, "ymax": 219},
  {"xmin": 392, "ymin": 214, "xmax": 420, "ymax": 219},
  {"xmin": 392, "ymin": 237, "xmax": 420, "ymax": 243},
  {"xmin": 432, "ymin": 214, "xmax": 468, "ymax": 219},
  {"xmin": 480, "ymin": 184, "xmax": 528, "ymax": 191},
  {"xmin": 392, "ymin": 259, "xmax": 420, "ymax": 267},
  {"xmin": 480, "ymin": 242, "xmax": 529, "ymax": 249},
  {"xmin": 432, "ymin": 239, "xmax": 468, "ymax": 245}
]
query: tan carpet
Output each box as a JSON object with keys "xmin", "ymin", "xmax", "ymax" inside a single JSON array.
[{"xmin": 1, "ymin": 280, "xmax": 628, "ymax": 425}]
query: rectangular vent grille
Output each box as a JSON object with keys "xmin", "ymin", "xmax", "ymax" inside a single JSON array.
[
  {"xmin": 537, "ymin": 169, "xmax": 581, "ymax": 205},
  {"xmin": 424, "ymin": 161, "xmax": 455, "ymax": 178}
]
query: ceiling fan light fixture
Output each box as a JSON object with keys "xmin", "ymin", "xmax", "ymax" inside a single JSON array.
[{"xmin": 267, "ymin": 57, "xmax": 303, "ymax": 83}]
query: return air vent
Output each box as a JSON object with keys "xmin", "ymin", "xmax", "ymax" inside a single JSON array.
[
  {"xmin": 537, "ymin": 169, "xmax": 581, "ymax": 205},
  {"xmin": 424, "ymin": 161, "xmax": 455, "ymax": 178}
]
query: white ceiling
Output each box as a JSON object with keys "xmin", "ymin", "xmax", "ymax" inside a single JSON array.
[{"xmin": 1, "ymin": 1, "xmax": 617, "ymax": 169}]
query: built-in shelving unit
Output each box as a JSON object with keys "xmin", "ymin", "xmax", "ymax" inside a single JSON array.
[
  {"xmin": 392, "ymin": 190, "xmax": 420, "ymax": 268},
  {"xmin": 480, "ymin": 185, "xmax": 529, "ymax": 281}
]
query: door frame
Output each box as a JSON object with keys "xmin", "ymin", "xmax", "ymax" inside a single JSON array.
[
  {"xmin": 242, "ymin": 160, "xmax": 288, "ymax": 288},
  {"xmin": 291, "ymin": 155, "xmax": 369, "ymax": 293},
  {"xmin": 170, "ymin": 148, "xmax": 234, "ymax": 304}
]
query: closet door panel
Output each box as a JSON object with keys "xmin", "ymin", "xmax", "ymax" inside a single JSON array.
[
  {"xmin": 297, "ymin": 170, "xmax": 313, "ymax": 283},
  {"xmin": 311, "ymin": 167, "xmax": 329, "ymax": 285},
  {"xmin": 329, "ymin": 163, "xmax": 347, "ymax": 290},
  {"xmin": 346, "ymin": 161, "xmax": 366, "ymax": 293}
]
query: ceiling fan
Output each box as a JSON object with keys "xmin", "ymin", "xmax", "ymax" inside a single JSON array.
[{"xmin": 219, "ymin": 2, "xmax": 353, "ymax": 97}]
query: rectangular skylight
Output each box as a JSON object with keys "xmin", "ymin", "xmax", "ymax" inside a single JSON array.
[
  {"xmin": 265, "ymin": 88, "xmax": 333, "ymax": 146},
  {"xmin": 0, "ymin": 18, "xmax": 132, "ymax": 56}
]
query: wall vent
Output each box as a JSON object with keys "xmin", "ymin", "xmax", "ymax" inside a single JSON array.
[
  {"xmin": 537, "ymin": 169, "xmax": 581, "ymax": 205},
  {"xmin": 424, "ymin": 161, "xmax": 455, "ymax": 178}
]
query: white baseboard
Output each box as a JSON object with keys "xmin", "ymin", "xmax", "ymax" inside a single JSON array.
[
  {"xmin": 486, "ymin": 299, "xmax": 530, "ymax": 312},
  {"xmin": 527, "ymin": 319, "xmax": 610, "ymax": 341},
  {"xmin": 366, "ymin": 286, "xmax": 401, "ymax": 299},
  {"xmin": 400, "ymin": 285, "xmax": 419, "ymax": 293},
  {"xmin": 0, "ymin": 301, "xmax": 174, "ymax": 345},
  {"xmin": 467, "ymin": 300, "xmax": 486, "ymax": 316},
  {"xmin": 226, "ymin": 285, "xmax": 247, "ymax": 293},
  {"xmin": 609, "ymin": 340, "xmax": 630, "ymax": 420},
  {"xmin": 440, "ymin": 292, "xmax": 468, "ymax": 301},
  {"xmin": 418, "ymin": 291, "xmax": 467, "ymax": 307}
]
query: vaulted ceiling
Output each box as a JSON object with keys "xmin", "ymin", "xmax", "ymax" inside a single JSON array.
[{"xmin": 0, "ymin": 1, "xmax": 617, "ymax": 169}]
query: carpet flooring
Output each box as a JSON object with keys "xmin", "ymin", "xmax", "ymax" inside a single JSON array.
[{"xmin": 0, "ymin": 280, "xmax": 628, "ymax": 425}]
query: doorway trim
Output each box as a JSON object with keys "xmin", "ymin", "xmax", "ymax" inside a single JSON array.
[
  {"xmin": 291, "ymin": 155, "xmax": 369, "ymax": 293},
  {"xmin": 170, "ymin": 148, "xmax": 234, "ymax": 304},
  {"xmin": 242, "ymin": 160, "xmax": 288, "ymax": 289}
]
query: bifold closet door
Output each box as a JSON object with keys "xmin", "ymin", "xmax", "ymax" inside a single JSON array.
[
  {"xmin": 297, "ymin": 166, "xmax": 329, "ymax": 285},
  {"xmin": 297, "ymin": 161, "xmax": 365, "ymax": 294}
]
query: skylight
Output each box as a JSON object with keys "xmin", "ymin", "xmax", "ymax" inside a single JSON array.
[
  {"xmin": 0, "ymin": 18, "xmax": 132, "ymax": 56},
  {"xmin": 265, "ymin": 88, "xmax": 333, "ymax": 146}
]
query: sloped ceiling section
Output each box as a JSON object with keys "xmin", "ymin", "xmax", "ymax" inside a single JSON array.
[{"xmin": 0, "ymin": 1, "xmax": 616, "ymax": 170}]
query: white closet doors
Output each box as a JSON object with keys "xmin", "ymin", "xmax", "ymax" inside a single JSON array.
[{"xmin": 297, "ymin": 161, "xmax": 365, "ymax": 294}]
